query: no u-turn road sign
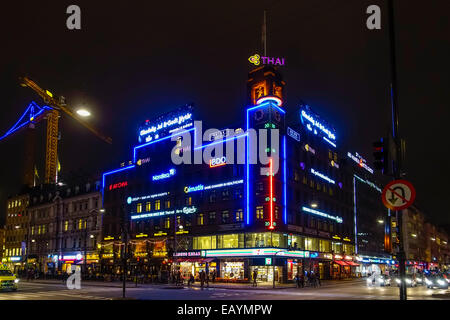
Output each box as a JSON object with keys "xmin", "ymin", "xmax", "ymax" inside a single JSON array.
[{"xmin": 382, "ymin": 179, "xmax": 416, "ymax": 211}]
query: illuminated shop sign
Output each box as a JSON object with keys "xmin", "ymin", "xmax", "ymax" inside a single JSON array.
[
  {"xmin": 248, "ymin": 54, "xmax": 285, "ymax": 66},
  {"xmin": 127, "ymin": 192, "xmax": 169, "ymax": 204},
  {"xmin": 302, "ymin": 206, "xmax": 343, "ymax": 223},
  {"xmin": 202, "ymin": 248, "xmax": 310, "ymax": 258},
  {"xmin": 136, "ymin": 157, "xmax": 150, "ymax": 166},
  {"xmin": 60, "ymin": 254, "xmax": 83, "ymax": 261},
  {"xmin": 184, "ymin": 179, "xmax": 244, "ymax": 193},
  {"xmin": 109, "ymin": 181, "xmax": 128, "ymax": 190},
  {"xmin": 152, "ymin": 168, "xmax": 176, "ymax": 181},
  {"xmin": 10, "ymin": 256, "xmax": 21, "ymax": 262},
  {"xmin": 173, "ymin": 251, "xmax": 202, "ymax": 257},
  {"xmin": 287, "ymin": 127, "xmax": 300, "ymax": 142},
  {"xmin": 311, "ymin": 168, "xmax": 335, "ymax": 184},
  {"xmin": 300, "ymin": 106, "xmax": 336, "ymax": 145},
  {"xmin": 304, "ymin": 144, "xmax": 316, "ymax": 155},
  {"xmin": 130, "ymin": 206, "xmax": 197, "ymax": 220},
  {"xmin": 209, "ymin": 156, "xmax": 227, "ymax": 168},
  {"xmin": 138, "ymin": 105, "xmax": 194, "ymax": 143},
  {"xmin": 347, "ymin": 152, "xmax": 374, "ymax": 174}
]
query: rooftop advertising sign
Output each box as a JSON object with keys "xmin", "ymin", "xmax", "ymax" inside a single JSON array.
[
  {"xmin": 300, "ymin": 105, "xmax": 337, "ymax": 146},
  {"xmin": 138, "ymin": 105, "xmax": 194, "ymax": 143}
]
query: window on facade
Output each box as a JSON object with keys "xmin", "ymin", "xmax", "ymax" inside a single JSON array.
[
  {"xmin": 294, "ymin": 170, "xmax": 299, "ymax": 182},
  {"xmin": 332, "ymin": 241, "xmax": 343, "ymax": 254},
  {"xmin": 319, "ymin": 239, "xmax": 331, "ymax": 252},
  {"xmin": 164, "ymin": 218, "xmax": 170, "ymax": 229},
  {"xmin": 165, "ymin": 200, "xmax": 171, "ymax": 209},
  {"xmin": 245, "ymin": 232, "xmax": 277, "ymax": 248},
  {"xmin": 209, "ymin": 192, "xmax": 216, "ymax": 203},
  {"xmin": 197, "ymin": 213, "xmax": 204, "ymax": 226},
  {"xmin": 209, "ymin": 212, "xmax": 216, "ymax": 223},
  {"xmin": 185, "ymin": 197, "xmax": 192, "ymax": 206},
  {"xmin": 221, "ymin": 211, "xmax": 229, "ymax": 224},
  {"xmin": 193, "ymin": 236, "xmax": 216, "ymax": 249},
  {"xmin": 290, "ymin": 235, "xmax": 305, "ymax": 249},
  {"xmin": 235, "ymin": 209, "xmax": 243, "ymax": 222},
  {"xmin": 155, "ymin": 200, "xmax": 161, "ymax": 210},
  {"xmin": 310, "ymin": 180, "xmax": 314, "ymax": 188},
  {"xmin": 222, "ymin": 190, "xmax": 230, "ymax": 201},
  {"xmin": 256, "ymin": 206, "xmax": 264, "ymax": 220},
  {"xmin": 146, "ymin": 202, "xmax": 151, "ymax": 212},
  {"xmin": 78, "ymin": 219, "xmax": 83, "ymax": 230},
  {"xmin": 305, "ymin": 237, "xmax": 319, "ymax": 251},
  {"xmin": 217, "ymin": 234, "xmax": 242, "ymax": 248},
  {"xmin": 137, "ymin": 203, "xmax": 142, "ymax": 213},
  {"xmin": 275, "ymin": 206, "xmax": 279, "ymax": 219}
]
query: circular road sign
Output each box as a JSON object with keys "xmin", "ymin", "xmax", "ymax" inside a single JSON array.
[{"xmin": 381, "ymin": 179, "xmax": 416, "ymax": 211}]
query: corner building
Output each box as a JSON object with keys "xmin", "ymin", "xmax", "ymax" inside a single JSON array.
[{"xmin": 101, "ymin": 66, "xmax": 358, "ymax": 283}]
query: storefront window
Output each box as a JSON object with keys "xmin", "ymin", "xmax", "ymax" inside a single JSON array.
[
  {"xmin": 290, "ymin": 235, "xmax": 305, "ymax": 249},
  {"xmin": 343, "ymin": 244, "xmax": 354, "ymax": 255},
  {"xmin": 193, "ymin": 236, "xmax": 217, "ymax": 249},
  {"xmin": 217, "ymin": 234, "xmax": 243, "ymax": 248},
  {"xmin": 319, "ymin": 239, "xmax": 331, "ymax": 252},
  {"xmin": 332, "ymin": 241, "xmax": 343, "ymax": 254},
  {"xmin": 245, "ymin": 232, "xmax": 283, "ymax": 248},
  {"xmin": 305, "ymin": 237, "xmax": 319, "ymax": 251},
  {"xmin": 221, "ymin": 261, "xmax": 244, "ymax": 280}
]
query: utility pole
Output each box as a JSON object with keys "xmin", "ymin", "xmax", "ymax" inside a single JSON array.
[{"xmin": 387, "ymin": 0, "xmax": 406, "ymax": 300}]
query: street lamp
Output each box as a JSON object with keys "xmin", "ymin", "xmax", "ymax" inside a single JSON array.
[{"xmin": 76, "ymin": 109, "xmax": 91, "ymax": 117}]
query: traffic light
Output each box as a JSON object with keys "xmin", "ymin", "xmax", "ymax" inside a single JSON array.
[{"xmin": 373, "ymin": 138, "xmax": 388, "ymax": 173}]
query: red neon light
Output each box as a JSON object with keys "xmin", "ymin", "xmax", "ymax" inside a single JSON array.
[
  {"xmin": 109, "ymin": 181, "xmax": 128, "ymax": 190},
  {"xmin": 269, "ymin": 158, "xmax": 274, "ymax": 230}
]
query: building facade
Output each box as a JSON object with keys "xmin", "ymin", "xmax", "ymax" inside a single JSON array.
[
  {"xmin": 26, "ymin": 182, "xmax": 103, "ymax": 276},
  {"xmin": 101, "ymin": 66, "xmax": 365, "ymax": 283},
  {"xmin": 2, "ymin": 193, "xmax": 30, "ymax": 271}
]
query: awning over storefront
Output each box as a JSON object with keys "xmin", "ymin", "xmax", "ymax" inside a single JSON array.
[
  {"xmin": 334, "ymin": 260, "xmax": 348, "ymax": 266},
  {"xmin": 345, "ymin": 261, "xmax": 360, "ymax": 266}
]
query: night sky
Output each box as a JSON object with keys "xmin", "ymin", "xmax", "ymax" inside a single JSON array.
[{"xmin": 1, "ymin": 0, "xmax": 449, "ymax": 226}]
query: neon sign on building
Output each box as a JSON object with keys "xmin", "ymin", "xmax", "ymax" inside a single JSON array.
[
  {"xmin": 109, "ymin": 181, "xmax": 128, "ymax": 190},
  {"xmin": 300, "ymin": 106, "xmax": 336, "ymax": 146},
  {"xmin": 184, "ymin": 179, "xmax": 244, "ymax": 193},
  {"xmin": 310, "ymin": 168, "xmax": 335, "ymax": 184},
  {"xmin": 302, "ymin": 206, "xmax": 343, "ymax": 223},
  {"xmin": 209, "ymin": 156, "xmax": 227, "ymax": 168},
  {"xmin": 127, "ymin": 192, "xmax": 169, "ymax": 204},
  {"xmin": 131, "ymin": 206, "xmax": 197, "ymax": 220},
  {"xmin": 152, "ymin": 168, "xmax": 176, "ymax": 181},
  {"xmin": 248, "ymin": 54, "xmax": 285, "ymax": 66},
  {"xmin": 138, "ymin": 105, "xmax": 194, "ymax": 143},
  {"xmin": 347, "ymin": 152, "xmax": 374, "ymax": 174}
]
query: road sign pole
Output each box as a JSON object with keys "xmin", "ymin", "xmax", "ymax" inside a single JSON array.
[{"xmin": 387, "ymin": 0, "xmax": 406, "ymax": 301}]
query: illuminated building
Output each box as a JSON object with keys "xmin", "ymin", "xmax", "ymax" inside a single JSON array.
[
  {"xmin": 25, "ymin": 182, "xmax": 103, "ymax": 276},
  {"xmin": 100, "ymin": 65, "xmax": 360, "ymax": 283},
  {"xmin": 3, "ymin": 193, "xmax": 30, "ymax": 271}
]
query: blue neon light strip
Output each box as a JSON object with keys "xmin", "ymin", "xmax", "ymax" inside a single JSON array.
[
  {"xmin": 302, "ymin": 206, "xmax": 343, "ymax": 223},
  {"xmin": 0, "ymin": 101, "xmax": 52, "ymax": 141},
  {"xmin": 133, "ymin": 127, "xmax": 195, "ymax": 163},
  {"xmin": 323, "ymin": 136, "xmax": 336, "ymax": 148},
  {"xmin": 310, "ymin": 168, "xmax": 335, "ymax": 184},
  {"xmin": 283, "ymin": 135, "xmax": 287, "ymax": 224},
  {"xmin": 246, "ymin": 99, "xmax": 286, "ymax": 226}
]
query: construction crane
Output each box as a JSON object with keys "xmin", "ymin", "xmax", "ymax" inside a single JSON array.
[{"xmin": 0, "ymin": 76, "xmax": 112, "ymax": 185}]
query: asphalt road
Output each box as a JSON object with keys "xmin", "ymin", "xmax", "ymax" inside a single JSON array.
[{"xmin": 0, "ymin": 280, "xmax": 449, "ymax": 300}]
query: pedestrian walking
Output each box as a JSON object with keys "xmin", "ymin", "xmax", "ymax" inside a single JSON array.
[
  {"xmin": 200, "ymin": 270, "xmax": 205, "ymax": 289},
  {"xmin": 211, "ymin": 269, "xmax": 216, "ymax": 283},
  {"xmin": 300, "ymin": 273, "xmax": 305, "ymax": 288},
  {"xmin": 252, "ymin": 269, "xmax": 258, "ymax": 287},
  {"xmin": 295, "ymin": 274, "xmax": 300, "ymax": 288}
]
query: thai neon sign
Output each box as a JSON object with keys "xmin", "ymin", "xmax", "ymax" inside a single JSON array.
[
  {"xmin": 209, "ymin": 156, "xmax": 227, "ymax": 168},
  {"xmin": 184, "ymin": 179, "xmax": 244, "ymax": 193},
  {"xmin": 311, "ymin": 168, "xmax": 335, "ymax": 184},
  {"xmin": 131, "ymin": 206, "xmax": 197, "ymax": 220},
  {"xmin": 248, "ymin": 54, "xmax": 285, "ymax": 66},
  {"xmin": 152, "ymin": 168, "xmax": 176, "ymax": 181},
  {"xmin": 300, "ymin": 107, "xmax": 336, "ymax": 143},
  {"xmin": 302, "ymin": 206, "xmax": 343, "ymax": 223},
  {"xmin": 109, "ymin": 181, "xmax": 128, "ymax": 190},
  {"xmin": 347, "ymin": 152, "xmax": 374, "ymax": 174}
]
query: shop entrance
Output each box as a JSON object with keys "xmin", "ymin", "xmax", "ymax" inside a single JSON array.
[{"xmin": 250, "ymin": 266, "xmax": 282, "ymax": 284}]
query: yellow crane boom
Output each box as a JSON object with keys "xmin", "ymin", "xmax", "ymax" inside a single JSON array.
[{"xmin": 19, "ymin": 76, "xmax": 112, "ymax": 184}]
